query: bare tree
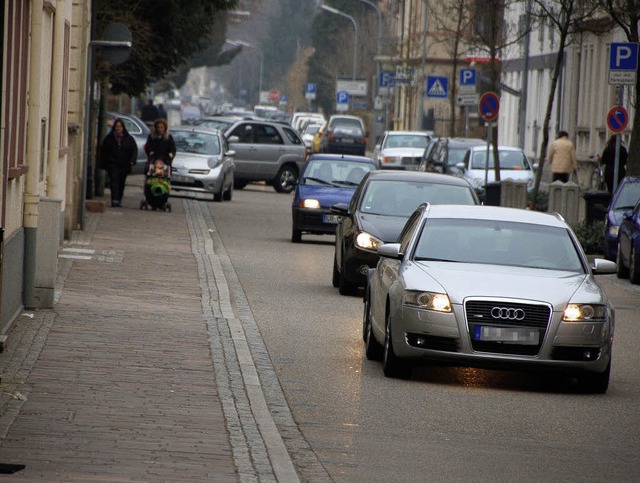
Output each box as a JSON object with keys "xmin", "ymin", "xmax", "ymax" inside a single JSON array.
[
  {"xmin": 529, "ymin": 0, "xmax": 600, "ymax": 206},
  {"xmin": 429, "ymin": 0, "xmax": 476, "ymax": 136},
  {"xmin": 597, "ymin": 0, "xmax": 640, "ymax": 176}
]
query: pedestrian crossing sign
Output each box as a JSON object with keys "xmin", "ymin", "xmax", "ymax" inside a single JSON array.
[{"xmin": 426, "ymin": 75, "xmax": 448, "ymax": 98}]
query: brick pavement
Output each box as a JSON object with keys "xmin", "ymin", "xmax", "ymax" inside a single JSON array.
[{"xmin": 0, "ymin": 188, "xmax": 239, "ymax": 480}]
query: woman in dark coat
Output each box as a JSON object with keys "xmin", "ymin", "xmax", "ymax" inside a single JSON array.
[
  {"xmin": 144, "ymin": 118, "xmax": 177, "ymax": 166},
  {"xmin": 100, "ymin": 118, "xmax": 138, "ymax": 207},
  {"xmin": 601, "ymin": 134, "xmax": 627, "ymax": 193}
]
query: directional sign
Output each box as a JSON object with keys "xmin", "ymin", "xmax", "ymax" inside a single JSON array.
[
  {"xmin": 609, "ymin": 42, "xmax": 638, "ymax": 85},
  {"xmin": 607, "ymin": 106, "xmax": 629, "ymax": 133},
  {"xmin": 426, "ymin": 75, "xmax": 448, "ymax": 98},
  {"xmin": 305, "ymin": 83, "xmax": 317, "ymax": 100},
  {"xmin": 457, "ymin": 94, "xmax": 478, "ymax": 106},
  {"xmin": 459, "ymin": 68, "xmax": 477, "ymax": 94},
  {"xmin": 478, "ymin": 92, "xmax": 500, "ymax": 122}
]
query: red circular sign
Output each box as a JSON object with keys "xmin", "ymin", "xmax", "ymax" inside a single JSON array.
[
  {"xmin": 478, "ymin": 92, "xmax": 500, "ymax": 122},
  {"xmin": 607, "ymin": 106, "xmax": 628, "ymax": 133},
  {"xmin": 268, "ymin": 89, "xmax": 280, "ymax": 103}
]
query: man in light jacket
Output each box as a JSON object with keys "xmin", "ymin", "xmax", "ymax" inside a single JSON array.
[{"xmin": 548, "ymin": 130, "xmax": 578, "ymax": 183}]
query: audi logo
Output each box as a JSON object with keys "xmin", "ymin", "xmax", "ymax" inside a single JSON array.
[{"xmin": 491, "ymin": 307, "xmax": 526, "ymax": 320}]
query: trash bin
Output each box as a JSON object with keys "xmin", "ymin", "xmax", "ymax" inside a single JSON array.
[
  {"xmin": 484, "ymin": 182, "xmax": 502, "ymax": 206},
  {"xmin": 583, "ymin": 190, "xmax": 612, "ymax": 225}
]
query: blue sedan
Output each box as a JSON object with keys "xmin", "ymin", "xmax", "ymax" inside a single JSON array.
[
  {"xmin": 291, "ymin": 154, "xmax": 378, "ymax": 243},
  {"xmin": 604, "ymin": 177, "xmax": 640, "ymax": 260},
  {"xmin": 616, "ymin": 199, "xmax": 640, "ymax": 283}
]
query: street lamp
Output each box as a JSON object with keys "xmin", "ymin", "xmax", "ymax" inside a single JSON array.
[
  {"xmin": 320, "ymin": 4, "xmax": 358, "ymax": 81},
  {"xmin": 225, "ymin": 39, "xmax": 263, "ymax": 103},
  {"xmin": 357, "ymin": 0, "xmax": 381, "ymax": 91}
]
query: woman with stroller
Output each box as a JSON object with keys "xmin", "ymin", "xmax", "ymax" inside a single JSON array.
[
  {"xmin": 100, "ymin": 118, "xmax": 138, "ymax": 207},
  {"xmin": 145, "ymin": 118, "xmax": 176, "ymax": 167}
]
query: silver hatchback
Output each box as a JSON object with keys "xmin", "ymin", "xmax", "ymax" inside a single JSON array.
[{"xmin": 364, "ymin": 204, "xmax": 617, "ymax": 393}]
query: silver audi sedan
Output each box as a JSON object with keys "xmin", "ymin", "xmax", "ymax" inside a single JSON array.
[{"xmin": 364, "ymin": 204, "xmax": 617, "ymax": 393}]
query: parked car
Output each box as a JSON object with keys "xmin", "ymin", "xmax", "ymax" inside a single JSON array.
[
  {"xmin": 169, "ymin": 127, "xmax": 235, "ymax": 201},
  {"xmin": 224, "ymin": 119, "xmax": 307, "ymax": 193},
  {"xmin": 107, "ymin": 112, "xmax": 150, "ymax": 174},
  {"xmin": 320, "ymin": 115, "xmax": 368, "ymax": 156},
  {"xmin": 364, "ymin": 204, "xmax": 617, "ymax": 393},
  {"xmin": 454, "ymin": 145, "xmax": 537, "ymax": 191},
  {"xmin": 291, "ymin": 112, "xmax": 325, "ymax": 133},
  {"xmin": 616, "ymin": 198, "xmax": 640, "ymax": 283},
  {"xmin": 418, "ymin": 137, "xmax": 485, "ymax": 174},
  {"xmin": 373, "ymin": 130, "xmax": 434, "ymax": 170},
  {"xmin": 291, "ymin": 154, "xmax": 378, "ymax": 243},
  {"xmin": 603, "ymin": 177, "xmax": 640, "ymax": 261},
  {"xmin": 331, "ymin": 171, "xmax": 479, "ymax": 295}
]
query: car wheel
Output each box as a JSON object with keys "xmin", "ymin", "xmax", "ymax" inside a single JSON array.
[
  {"xmin": 616, "ymin": 241, "xmax": 629, "ymax": 278},
  {"xmin": 630, "ymin": 247, "xmax": 640, "ymax": 284},
  {"xmin": 291, "ymin": 225, "xmax": 302, "ymax": 243},
  {"xmin": 234, "ymin": 179, "xmax": 248, "ymax": 190},
  {"xmin": 223, "ymin": 181, "xmax": 233, "ymax": 201},
  {"xmin": 273, "ymin": 165, "xmax": 298, "ymax": 193},
  {"xmin": 577, "ymin": 360, "xmax": 610, "ymax": 394},
  {"xmin": 213, "ymin": 186, "xmax": 223, "ymax": 202},
  {"xmin": 382, "ymin": 311, "xmax": 411, "ymax": 379},
  {"xmin": 363, "ymin": 291, "xmax": 383, "ymax": 361},
  {"xmin": 332, "ymin": 254, "xmax": 340, "ymax": 288}
]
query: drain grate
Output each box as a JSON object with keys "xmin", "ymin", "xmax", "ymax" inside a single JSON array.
[{"xmin": 59, "ymin": 247, "xmax": 124, "ymax": 263}]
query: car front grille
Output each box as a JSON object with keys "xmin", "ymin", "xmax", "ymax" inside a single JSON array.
[
  {"xmin": 401, "ymin": 156, "xmax": 421, "ymax": 166},
  {"xmin": 465, "ymin": 299, "xmax": 552, "ymax": 356}
]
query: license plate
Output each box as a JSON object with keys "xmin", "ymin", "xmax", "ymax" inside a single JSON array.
[
  {"xmin": 474, "ymin": 326, "xmax": 539, "ymax": 345},
  {"xmin": 172, "ymin": 174, "xmax": 192, "ymax": 183},
  {"xmin": 340, "ymin": 138, "xmax": 354, "ymax": 144},
  {"xmin": 323, "ymin": 214, "xmax": 340, "ymax": 224}
]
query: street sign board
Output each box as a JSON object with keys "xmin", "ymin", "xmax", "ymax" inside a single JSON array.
[
  {"xmin": 379, "ymin": 71, "xmax": 395, "ymax": 95},
  {"xmin": 426, "ymin": 76, "xmax": 448, "ymax": 98},
  {"xmin": 478, "ymin": 91, "xmax": 500, "ymax": 122},
  {"xmin": 305, "ymin": 83, "xmax": 317, "ymax": 100},
  {"xmin": 395, "ymin": 66, "xmax": 415, "ymax": 83},
  {"xmin": 607, "ymin": 106, "xmax": 629, "ymax": 133},
  {"xmin": 336, "ymin": 79, "xmax": 367, "ymax": 96},
  {"xmin": 457, "ymin": 94, "xmax": 478, "ymax": 106},
  {"xmin": 336, "ymin": 91, "xmax": 349, "ymax": 112},
  {"xmin": 268, "ymin": 89, "xmax": 280, "ymax": 103},
  {"xmin": 608, "ymin": 42, "xmax": 638, "ymax": 85},
  {"xmin": 459, "ymin": 68, "xmax": 477, "ymax": 94},
  {"xmin": 280, "ymin": 94, "xmax": 288, "ymax": 106}
]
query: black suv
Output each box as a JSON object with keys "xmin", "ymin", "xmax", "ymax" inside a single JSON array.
[{"xmin": 418, "ymin": 137, "xmax": 484, "ymax": 175}]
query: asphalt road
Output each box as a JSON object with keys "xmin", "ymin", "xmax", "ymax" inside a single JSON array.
[{"xmin": 202, "ymin": 184, "xmax": 640, "ymax": 482}]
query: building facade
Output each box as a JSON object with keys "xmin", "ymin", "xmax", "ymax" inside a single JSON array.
[{"xmin": 1, "ymin": 0, "xmax": 91, "ymax": 333}]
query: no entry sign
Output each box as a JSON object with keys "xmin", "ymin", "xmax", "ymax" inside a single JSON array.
[
  {"xmin": 607, "ymin": 106, "xmax": 629, "ymax": 133},
  {"xmin": 479, "ymin": 92, "xmax": 500, "ymax": 122}
]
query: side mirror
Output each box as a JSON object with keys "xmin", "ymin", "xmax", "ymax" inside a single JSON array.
[
  {"xmin": 226, "ymin": 150, "xmax": 236, "ymax": 157},
  {"xmin": 227, "ymin": 135, "xmax": 240, "ymax": 143},
  {"xmin": 591, "ymin": 258, "xmax": 617, "ymax": 275},
  {"xmin": 330, "ymin": 202, "xmax": 349, "ymax": 216},
  {"xmin": 378, "ymin": 243, "xmax": 402, "ymax": 259},
  {"xmin": 455, "ymin": 162, "xmax": 465, "ymax": 170}
]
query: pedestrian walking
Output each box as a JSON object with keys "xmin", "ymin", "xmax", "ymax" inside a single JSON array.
[
  {"xmin": 99, "ymin": 118, "xmax": 138, "ymax": 207},
  {"xmin": 145, "ymin": 118, "xmax": 177, "ymax": 166},
  {"xmin": 157, "ymin": 103, "xmax": 167, "ymax": 120},
  {"xmin": 548, "ymin": 130, "xmax": 578, "ymax": 183},
  {"xmin": 600, "ymin": 134, "xmax": 627, "ymax": 193}
]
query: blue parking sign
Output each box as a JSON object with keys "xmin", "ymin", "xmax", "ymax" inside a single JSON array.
[
  {"xmin": 306, "ymin": 83, "xmax": 317, "ymax": 94},
  {"xmin": 609, "ymin": 43, "xmax": 638, "ymax": 70},
  {"xmin": 336, "ymin": 91, "xmax": 349, "ymax": 104}
]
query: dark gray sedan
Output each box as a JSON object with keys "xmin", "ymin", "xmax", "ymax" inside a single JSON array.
[{"xmin": 364, "ymin": 204, "xmax": 617, "ymax": 393}]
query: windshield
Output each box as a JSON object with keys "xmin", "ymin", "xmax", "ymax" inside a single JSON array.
[
  {"xmin": 612, "ymin": 180, "xmax": 640, "ymax": 210},
  {"xmin": 447, "ymin": 147, "xmax": 471, "ymax": 166},
  {"xmin": 414, "ymin": 218, "xmax": 584, "ymax": 271},
  {"xmin": 302, "ymin": 160, "xmax": 374, "ymax": 186},
  {"xmin": 360, "ymin": 180, "xmax": 477, "ymax": 216},
  {"xmin": 383, "ymin": 134, "xmax": 429, "ymax": 149},
  {"xmin": 470, "ymin": 150, "xmax": 531, "ymax": 170},
  {"xmin": 173, "ymin": 132, "xmax": 221, "ymax": 155}
]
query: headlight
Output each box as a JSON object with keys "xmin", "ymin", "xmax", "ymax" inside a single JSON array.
[
  {"xmin": 607, "ymin": 225, "xmax": 619, "ymax": 237},
  {"xmin": 300, "ymin": 198, "xmax": 320, "ymax": 209},
  {"xmin": 563, "ymin": 304, "xmax": 607, "ymax": 321},
  {"xmin": 355, "ymin": 231, "xmax": 383, "ymax": 251},
  {"xmin": 404, "ymin": 290, "xmax": 452, "ymax": 312}
]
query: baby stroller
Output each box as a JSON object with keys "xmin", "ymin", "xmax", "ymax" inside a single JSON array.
[{"xmin": 140, "ymin": 158, "xmax": 172, "ymax": 212}]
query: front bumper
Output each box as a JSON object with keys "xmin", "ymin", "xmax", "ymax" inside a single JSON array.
[
  {"xmin": 171, "ymin": 167, "xmax": 225, "ymax": 194},
  {"xmin": 392, "ymin": 299, "xmax": 613, "ymax": 375},
  {"xmin": 292, "ymin": 208, "xmax": 339, "ymax": 235}
]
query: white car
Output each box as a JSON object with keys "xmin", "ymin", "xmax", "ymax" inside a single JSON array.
[
  {"xmin": 373, "ymin": 130, "xmax": 434, "ymax": 170},
  {"xmin": 455, "ymin": 145, "xmax": 537, "ymax": 191}
]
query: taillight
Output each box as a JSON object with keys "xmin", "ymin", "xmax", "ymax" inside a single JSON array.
[
  {"xmin": 359, "ymin": 137, "xmax": 366, "ymax": 144},
  {"xmin": 328, "ymin": 132, "xmax": 336, "ymax": 142}
]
